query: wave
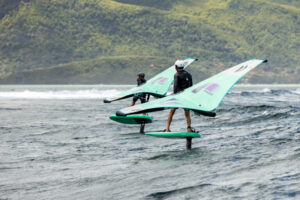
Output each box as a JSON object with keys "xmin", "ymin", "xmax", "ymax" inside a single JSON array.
[
  {"xmin": 231, "ymin": 88, "xmax": 300, "ymax": 97},
  {"xmin": 225, "ymin": 111, "xmax": 290, "ymax": 126},
  {"xmin": 0, "ymin": 89, "xmax": 121, "ymax": 99},
  {"xmin": 229, "ymin": 88, "xmax": 271, "ymax": 95},
  {"xmin": 216, "ymin": 104, "xmax": 299, "ymax": 126},
  {"xmin": 218, "ymin": 105, "xmax": 278, "ymax": 113},
  {"xmin": 269, "ymin": 89, "xmax": 300, "ymax": 96},
  {"xmin": 146, "ymin": 183, "xmax": 212, "ymax": 199},
  {"xmin": 228, "ymin": 87, "xmax": 300, "ymax": 97},
  {"xmin": 291, "ymin": 88, "xmax": 300, "ymax": 95}
]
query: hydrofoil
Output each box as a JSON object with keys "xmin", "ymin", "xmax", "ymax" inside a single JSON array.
[
  {"xmin": 145, "ymin": 131, "xmax": 201, "ymax": 149},
  {"xmin": 110, "ymin": 115, "xmax": 152, "ymax": 133}
]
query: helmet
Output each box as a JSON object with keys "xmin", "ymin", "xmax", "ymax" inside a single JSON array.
[
  {"xmin": 137, "ymin": 72, "xmax": 145, "ymax": 78},
  {"xmin": 174, "ymin": 60, "xmax": 185, "ymax": 68}
]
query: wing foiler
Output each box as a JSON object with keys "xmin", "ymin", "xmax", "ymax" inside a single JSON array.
[
  {"xmin": 103, "ymin": 58, "xmax": 198, "ymax": 103},
  {"xmin": 116, "ymin": 59, "xmax": 267, "ymax": 116}
]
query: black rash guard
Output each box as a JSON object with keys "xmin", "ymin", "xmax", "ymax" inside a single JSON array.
[
  {"xmin": 137, "ymin": 78, "xmax": 146, "ymax": 86},
  {"xmin": 173, "ymin": 70, "xmax": 193, "ymax": 94},
  {"xmin": 133, "ymin": 77, "xmax": 150, "ymax": 102}
]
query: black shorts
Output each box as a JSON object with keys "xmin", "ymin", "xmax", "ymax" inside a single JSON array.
[
  {"xmin": 133, "ymin": 95, "xmax": 146, "ymax": 103},
  {"xmin": 171, "ymin": 108, "xmax": 190, "ymax": 112}
]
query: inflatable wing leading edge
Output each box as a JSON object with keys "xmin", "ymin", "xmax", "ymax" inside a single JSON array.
[
  {"xmin": 116, "ymin": 59, "xmax": 267, "ymax": 116},
  {"xmin": 103, "ymin": 58, "xmax": 198, "ymax": 103}
]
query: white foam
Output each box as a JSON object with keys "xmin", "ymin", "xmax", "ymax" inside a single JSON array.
[
  {"xmin": 262, "ymin": 88, "xmax": 271, "ymax": 93},
  {"xmin": 291, "ymin": 88, "xmax": 300, "ymax": 95},
  {"xmin": 0, "ymin": 89, "xmax": 121, "ymax": 99}
]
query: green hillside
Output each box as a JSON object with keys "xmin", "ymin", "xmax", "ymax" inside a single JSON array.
[
  {"xmin": 0, "ymin": 0, "xmax": 299, "ymax": 83},
  {"xmin": 0, "ymin": 56, "xmax": 172, "ymax": 84},
  {"xmin": 0, "ymin": 56, "xmax": 218, "ymax": 84}
]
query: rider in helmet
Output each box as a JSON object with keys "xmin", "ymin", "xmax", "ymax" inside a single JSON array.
[
  {"xmin": 165, "ymin": 60, "xmax": 193, "ymax": 132},
  {"xmin": 131, "ymin": 72, "xmax": 150, "ymax": 106}
]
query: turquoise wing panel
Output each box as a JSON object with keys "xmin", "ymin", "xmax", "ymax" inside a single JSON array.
[
  {"xmin": 104, "ymin": 85, "xmax": 152, "ymax": 103},
  {"xmin": 116, "ymin": 93, "xmax": 213, "ymax": 116},
  {"xmin": 104, "ymin": 58, "xmax": 197, "ymax": 103},
  {"xmin": 145, "ymin": 58, "xmax": 197, "ymax": 96},
  {"xmin": 179, "ymin": 59, "xmax": 267, "ymax": 112},
  {"xmin": 116, "ymin": 59, "xmax": 267, "ymax": 116}
]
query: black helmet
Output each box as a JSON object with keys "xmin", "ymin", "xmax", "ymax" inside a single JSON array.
[{"xmin": 137, "ymin": 72, "xmax": 145, "ymax": 78}]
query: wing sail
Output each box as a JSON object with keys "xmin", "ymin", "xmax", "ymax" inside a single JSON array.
[
  {"xmin": 104, "ymin": 58, "xmax": 197, "ymax": 103},
  {"xmin": 116, "ymin": 59, "xmax": 267, "ymax": 116}
]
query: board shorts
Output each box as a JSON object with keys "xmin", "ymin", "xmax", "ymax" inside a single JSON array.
[
  {"xmin": 171, "ymin": 108, "xmax": 190, "ymax": 112},
  {"xmin": 132, "ymin": 94, "xmax": 146, "ymax": 103}
]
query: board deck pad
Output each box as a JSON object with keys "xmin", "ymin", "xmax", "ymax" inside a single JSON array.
[
  {"xmin": 110, "ymin": 115, "xmax": 152, "ymax": 124},
  {"xmin": 145, "ymin": 132, "xmax": 201, "ymax": 138}
]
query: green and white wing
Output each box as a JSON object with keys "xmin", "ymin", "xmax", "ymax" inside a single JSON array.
[
  {"xmin": 103, "ymin": 85, "xmax": 152, "ymax": 103},
  {"xmin": 104, "ymin": 58, "xmax": 197, "ymax": 103},
  {"xmin": 116, "ymin": 94, "xmax": 205, "ymax": 116},
  {"xmin": 116, "ymin": 59, "xmax": 267, "ymax": 116}
]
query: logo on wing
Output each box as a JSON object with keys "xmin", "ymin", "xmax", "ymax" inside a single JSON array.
[
  {"xmin": 205, "ymin": 83, "xmax": 220, "ymax": 93},
  {"xmin": 192, "ymin": 83, "xmax": 210, "ymax": 93},
  {"xmin": 235, "ymin": 65, "xmax": 248, "ymax": 73},
  {"xmin": 160, "ymin": 98, "xmax": 181, "ymax": 105},
  {"xmin": 192, "ymin": 83, "xmax": 220, "ymax": 95}
]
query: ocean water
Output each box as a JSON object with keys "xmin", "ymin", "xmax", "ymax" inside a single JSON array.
[{"xmin": 0, "ymin": 85, "xmax": 299, "ymax": 200}]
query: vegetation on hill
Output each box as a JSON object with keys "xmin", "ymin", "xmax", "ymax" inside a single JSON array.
[
  {"xmin": 0, "ymin": 0, "xmax": 299, "ymax": 83},
  {"xmin": 1, "ymin": 56, "xmax": 298, "ymax": 84},
  {"xmin": 0, "ymin": 56, "xmax": 176, "ymax": 84}
]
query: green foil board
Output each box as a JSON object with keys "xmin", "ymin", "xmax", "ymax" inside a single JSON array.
[
  {"xmin": 109, "ymin": 115, "xmax": 152, "ymax": 124},
  {"xmin": 145, "ymin": 132, "xmax": 201, "ymax": 139}
]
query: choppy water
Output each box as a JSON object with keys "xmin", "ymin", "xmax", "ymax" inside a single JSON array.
[{"xmin": 0, "ymin": 85, "xmax": 299, "ymax": 200}]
